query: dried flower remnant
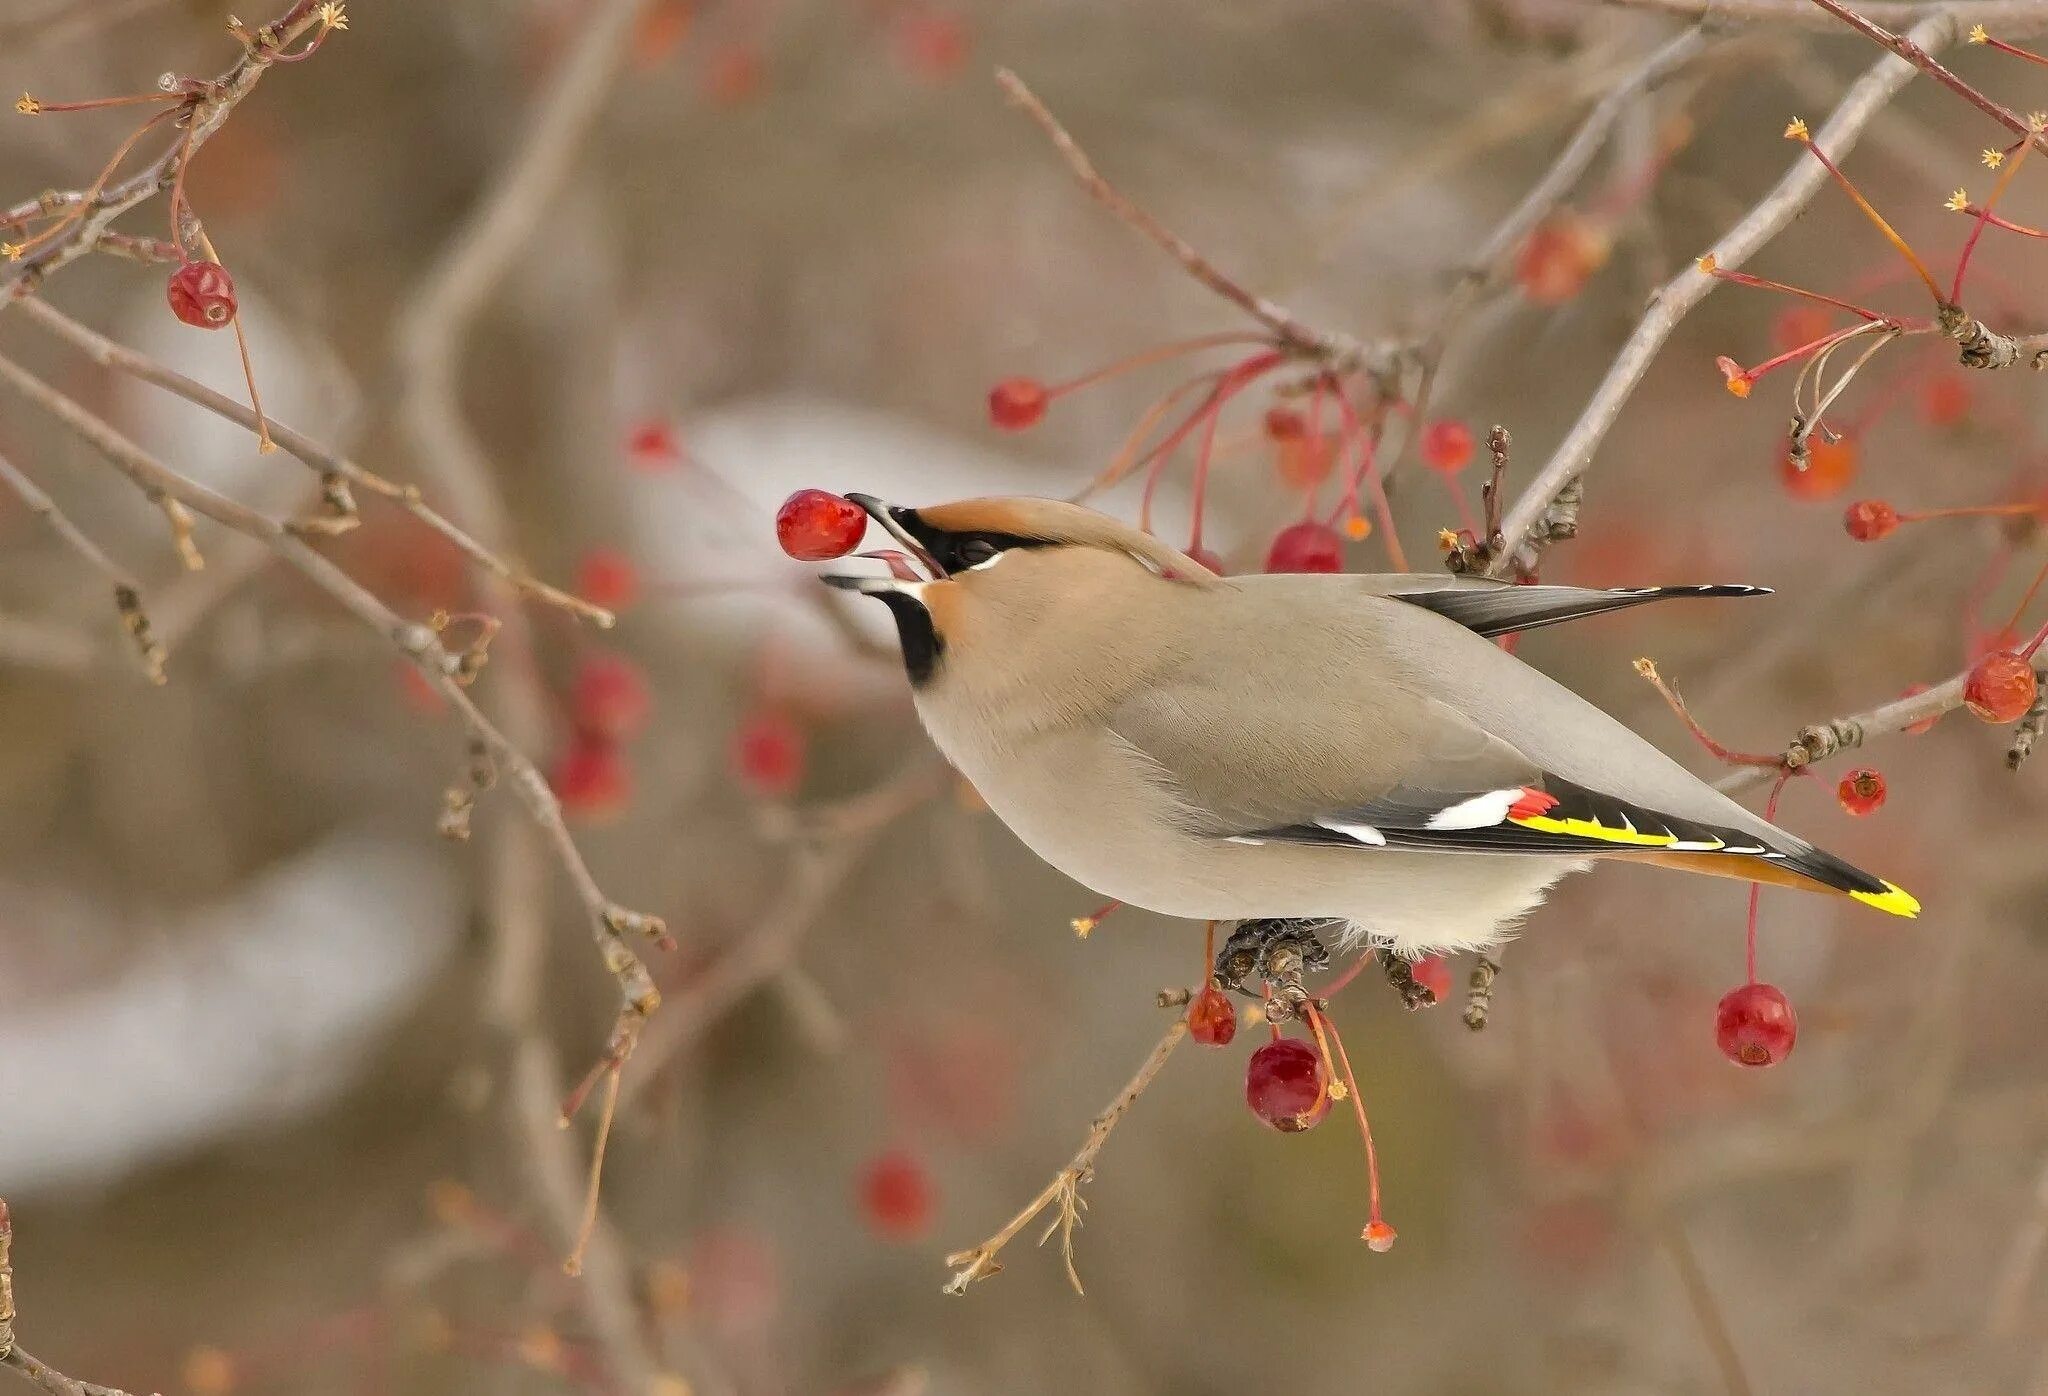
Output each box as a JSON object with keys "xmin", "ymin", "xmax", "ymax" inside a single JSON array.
[{"xmin": 1836, "ymin": 767, "xmax": 1886, "ymax": 816}]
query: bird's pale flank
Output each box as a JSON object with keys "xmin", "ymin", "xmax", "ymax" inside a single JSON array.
[{"xmin": 821, "ymin": 493, "xmax": 1917, "ymax": 957}]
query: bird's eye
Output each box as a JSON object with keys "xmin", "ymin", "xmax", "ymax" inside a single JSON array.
[{"xmin": 956, "ymin": 537, "xmax": 1000, "ymax": 567}]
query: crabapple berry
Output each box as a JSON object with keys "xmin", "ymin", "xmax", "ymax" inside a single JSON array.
[
  {"xmin": 1186, "ymin": 987, "xmax": 1237, "ymax": 1046},
  {"xmin": 1715, "ymin": 982, "xmax": 1796, "ymax": 1068},
  {"xmin": 1245, "ymin": 1037, "xmax": 1329, "ymax": 1132},
  {"xmin": 731, "ymin": 708, "xmax": 805, "ymax": 797},
  {"xmin": 1965, "ymin": 650, "xmax": 2037, "ymax": 723},
  {"xmin": 1420, "ymin": 419, "xmax": 1475, "ymax": 474},
  {"xmin": 166, "ymin": 260, "xmax": 236, "ymax": 328},
  {"xmin": 1843, "ymin": 499, "xmax": 1897, "ymax": 541},
  {"xmin": 571, "ymin": 653, "xmax": 652, "ymax": 740},
  {"xmin": 1265, "ymin": 520, "xmax": 1343, "ymax": 574},
  {"xmin": 775, "ymin": 489, "xmax": 867, "ymax": 561},
  {"xmin": 1780, "ymin": 438, "xmax": 1856, "ymax": 501},
  {"xmin": 857, "ymin": 1149, "xmax": 935, "ymax": 1242},
  {"xmin": 987, "ymin": 377, "xmax": 1048, "ymax": 431},
  {"xmin": 552, "ymin": 735, "xmax": 630, "ymax": 821},
  {"xmin": 576, "ymin": 548, "xmax": 640, "ymax": 612},
  {"xmin": 1836, "ymin": 767, "xmax": 1885, "ymax": 816}
]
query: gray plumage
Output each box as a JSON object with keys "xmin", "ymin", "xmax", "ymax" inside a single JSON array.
[{"xmin": 822, "ymin": 495, "xmax": 1916, "ymax": 954}]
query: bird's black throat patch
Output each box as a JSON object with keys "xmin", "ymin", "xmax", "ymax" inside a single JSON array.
[{"xmin": 873, "ymin": 590, "xmax": 943, "ymax": 686}]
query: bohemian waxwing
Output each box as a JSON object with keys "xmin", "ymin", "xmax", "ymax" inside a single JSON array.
[{"xmin": 821, "ymin": 493, "xmax": 1918, "ymax": 956}]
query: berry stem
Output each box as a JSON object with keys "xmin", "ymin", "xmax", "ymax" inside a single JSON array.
[
  {"xmin": 1078, "ymin": 373, "xmax": 1222, "ymax": 502},
  {"xmin": 1952, "ymin": 136, "xmax": 2034, "ymax": 304},
  {"xmin": 1187, "ymin": 388, "xmax": 1224, "ymax": 553},
  {"xmin": 1304, "ymin": 1003, "xmax": 1390, "ymax": 1246},
  {"xmin": 1726, "ymin": 324, "xmax": 1879, "ymax": 396},
  {"xmin": 1136, "ymin": 351, "xmax": 1282, "ymax": 533},
  {"xmin": 1789, "ymin": 125, "xmax": 1945, "ymax": 304},
  {"xmin": 5, "ymin": 105, "xmax": 176, "ymax": 258},
  {"xmin": 1746, "ymin": 774, "xmax": 1791, "ymax": 984},
  {"xmin": 1047, "ymin": 331, "xmax": 1269, "ymax": 399},
  {"xmin": 1998, "ymin": 549, "xmax": 2048, "ymax": 650},
  {"xmin": 197, "ymin": 229, "xmax": 275, "ymax": 453},
  {"xmin": 19, "ymin": 91, "xmax": 194, "ymax": 114},
  {"xmin": 1977, "ymin": 32, "xmax": 2048, "ymax": 69},
  {"xmin": 1950, "ymin": 204, "xmax": 2048, "ymax": 240},
  {"xmin": 1900, "ymin": 500, "xmax": 2048, "ymax": 523},
  {"xmin": 1698, "ymin": 258, "xmax": 1886, "ymax": 322},
  {"xmin": 1633, "ymin": 658, "xmax": 1783, "ymax": 768},
  {"xmin": 1328, "ymin": 382, "xmax": 1408, "ymax": 570}
]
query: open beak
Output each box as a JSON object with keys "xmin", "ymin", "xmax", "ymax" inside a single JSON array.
[
  {"xmin": 846, "ymin": 493, "xmax": 946, "ymax": 579},
  {"xmin": 820, "ymin": 494, "xmax": 944, "ymax": 593}
]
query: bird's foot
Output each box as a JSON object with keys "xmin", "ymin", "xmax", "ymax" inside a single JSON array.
[
  {"xmin": 1213, "ymin": 918, "xmax": 1334, "ymax": 1022},
  {"xmin": 1380, "ymin": 951, "xmax": 1436, "ymax": 1010}
]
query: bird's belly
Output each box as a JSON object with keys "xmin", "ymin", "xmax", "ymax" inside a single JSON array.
[{"xmin": 922, "ymin": 712, "xmax": 1583, "ymax": 952}]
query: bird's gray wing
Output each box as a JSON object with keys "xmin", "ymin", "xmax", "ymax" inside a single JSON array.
[
  {"xmin": 1105, "ymin": 674, "xmax": 1828, "ymax": 862},
  {"xmin": 1332, "ymin": 574, "xmax": 1769, "ymax": 639}
]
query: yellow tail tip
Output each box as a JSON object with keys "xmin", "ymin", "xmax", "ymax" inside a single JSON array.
[{"xmin": 1851, "ymin": 881, "xmax": 1920, "ymax": 918}]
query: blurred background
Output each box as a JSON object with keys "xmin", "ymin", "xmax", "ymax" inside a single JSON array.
[{"xmin": 2, "ymin": 1, "xmax": 2047, "ymax": 1392}]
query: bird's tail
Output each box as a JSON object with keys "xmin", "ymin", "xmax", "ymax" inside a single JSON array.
[{"xmin": 1638, "ymin": 839, "xmax": 1919, "ymax": 917}]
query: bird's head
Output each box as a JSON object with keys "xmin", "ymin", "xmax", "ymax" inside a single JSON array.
[{"xmin": 820, "ymin": 494, "xmax": 1221, "ymax": 687}]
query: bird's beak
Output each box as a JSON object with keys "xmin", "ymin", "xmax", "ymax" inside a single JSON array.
[{"xmin": 845, "ymin": 493, "xmax": 946, "ymax": 579}]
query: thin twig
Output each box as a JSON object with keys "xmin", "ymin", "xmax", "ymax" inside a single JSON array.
[
  {"xmin": 1492, "ymin": 12, "xmax": 1962, "ymax": 572},
  {"xmin": 0, "ymin": 451, "xmax": 164, "ymax": 682},
  {"xmin": 0, "ymin": 1200, "xmax": 143, "ymax": 1396},
  {"xmin": 10, "ymin": 296, "xmax": 613, "ymax": 625},
  {"xmin": 1804, "ymin": 0, "xmax": 2048, "ymax": 155},
  {"xmin": 1654, "ymin": 1213, "xmax": 1756, "ymax": 1396},
  {"xmin": 942, "ymin": 1019, "xmax": 1188, "ymax": 1296},
  {"xmin": 993, "ymin": 68, "xmax": 1389, "ymax": 371}
]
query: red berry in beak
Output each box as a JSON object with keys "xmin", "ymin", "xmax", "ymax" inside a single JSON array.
[{"xmin": 774, "ymin": 489, "xmax": 867, "ymax": 561}]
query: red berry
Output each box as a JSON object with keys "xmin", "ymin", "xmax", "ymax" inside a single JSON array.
[
  {"xmin": 1780, "ymin": 438, "xmax": 1857, "ymax": 501},
  {"xmin": 552, "ymin": 734, "xmax": 630, "ymax": 821},
  {"xmin": 1245, "ymin": 1037, "xmax": 1329, "ymax": 1132},
  {"xmin": 1899, "ymin": 682, "xmax": 1940, "ymax": 735},
  {"xmin": 1836, "ymin": 767, "xmax": 1885, "ymax": 816},
  {"xmin": 571, "ymin": 653, "xmax": 652, "ymax": 740},
  {"xmin": 731, "ymin": 708, "xmax": 805, "ymax": 797},
  {"xmin": 1420, "ymin": 419, "xmax": 1475, "ymax": 475},
  {"xmin": 856, "ymin": 1149, "xmax": 935, "ymax": 1242},
  {"xmin": 1273, "ymin": 433, "xmax": 1335, "ymax": 491},
  {"xmin": 702, "ymin": 44, "xmax": 764, "ymax": 105},
  {"xmin": 631, "ymin": 0, "xmax": 690, "ymax": 69},
  {"xmin": 1186, "ymin": 987, "xmax": 1237, "ymax": 1046},
  {"xmin": 1410, "ymin": 954, "xmax": 1452, "ymax": 1005},
  {"xmin": 774, "ymin": 489, "xmax": 867, "ymax": 561},
  {"xmin": 1263, "ymin": 406, "xmax": 1307, "ymax": 441},
  {"xmin": 1919, "ymin": 373, "xmax": 1972, "ymax": 428},
  {"xmin": 1514, "ymin": 210, "xmax": 1609, "ymax": 304},
  {"xmin": 893, "ymin": 12, "xmax": 970, "ymax": 82},
  {"xmin": 575, "ymin": 547, "xmax": 640, "ymax": 612},
  {"xmin": 1715, "ymin": 982, "xmax": 1796, "ymax": 1068},
  {"xmin": 1843, "ymin": 498, "xmax": 1898, "ymax": 541},
  {"xmin": 166, "ymin": 260, "xmax": 236, "ymax": 329},
  {"xmin": 625, "ymin": 419, "xmax": 683, "ymax": 470},
  {"xmin": 987, "ymin": 377, "xmax": 1048, "ymax": 431},
  {"xmin": 1264, "ymin": 520, "xmax": 1344, "ymax": 574},
  {"xmin": 395, "ymin": 659, "xmax": 445, "ymax": 715},
  {"xmin": 1964, "ymin": 650, "xmax": 2038, "ymax": 723}
]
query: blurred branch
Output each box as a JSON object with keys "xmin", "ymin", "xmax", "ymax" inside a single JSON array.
[
  {"xmin": 1490, "ymin": 11, "xmax": 1960, "ymax": 571},
  {"xmin": 1608, "ymin": 0, "xmax": 2048, "ymax": 26},
  {"xmin": 620, "ymin": 761, "xmax": 946, "ymax": 1109},
  {"xmin": 0, "ymin": 451, "xmax": 164, "ymax": 683},
  {"xmin": 943, "ymin": 1018, "xmax": 1188, "ymax": 1296},
  {"xmin": 11, "ymin": 296, "xmax": 612, "ymax": 625},
  {"xmin": 0, "ymin": 1200, "xmax": 141, "ymax": 1396},
  {"xmin": 993, "ymin": 68, "xmax": 1400, "ymax": 375},
  {"xmin": 0, "ymin": 0, "xmax": 170, "ymax": 55},
  {"xmin": 1653, "ymin": 1213, "xmax": 1755, "ymax": 1396}
]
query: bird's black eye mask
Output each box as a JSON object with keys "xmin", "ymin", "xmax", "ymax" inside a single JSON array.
[{"xmin": 888, "ymin": 510, "xmax": 1050, "ymax": 577}]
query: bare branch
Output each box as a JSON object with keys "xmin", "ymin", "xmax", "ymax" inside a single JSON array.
[
  {"xmin": 1493, "ymin": 11, "xmax": 1962, "ymax": 571},
  {"xmin": 0, "ymin": 1200, "xmax": 143, "ymax": 1396},
  {"xmin": 0, "ymin": 451, "xmax": 164, "ymax": 682},
  {"xmin": 943, "ymin": 1019, "xmax": 1188, "ymax": 1296}
]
